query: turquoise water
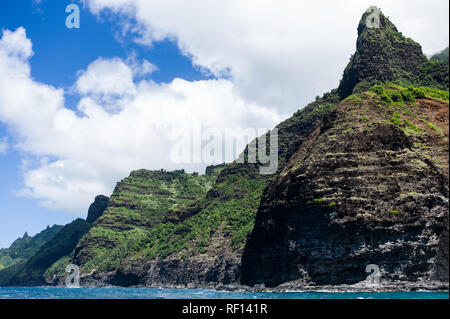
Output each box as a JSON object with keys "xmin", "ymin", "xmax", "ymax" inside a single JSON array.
[{"xmin": 0, "ymin": 287, "xmax": 448, "ymax": 299}]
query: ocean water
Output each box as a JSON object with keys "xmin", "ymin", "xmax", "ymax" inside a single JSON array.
[{"xmin": 0, "ymin": 287, "xmax": 448, "ymax": 299}]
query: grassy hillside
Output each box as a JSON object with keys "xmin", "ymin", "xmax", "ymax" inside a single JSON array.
[
  {"xmin": 432, "ymin": 47, "xmax": 449, "ymax": 65},
  {"xmin": 9, "ymin": 219, "xmax": 92, "ymax": 285},
  {"xmin": 0, "ymin": 196, "xmax": 108, "ymax": 286},
  {"xmin": 68, "ymin": 169, "xmax": 220, "ymax": 273},
  {"xmin": 0, "ymin": 225, "xmax": 63, "ymax": 269}
]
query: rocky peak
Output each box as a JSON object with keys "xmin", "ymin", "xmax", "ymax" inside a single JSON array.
[
  {"xmin": 86, "ymin": 195, "xmax": 109, "ymax": 224},
  {"xmin": 338, "ymin": 7, "xmax": 426, "ymax": 98},
  {"xmin": 357, "ymin": 6, "xmax": 394, "ymax": 36}
]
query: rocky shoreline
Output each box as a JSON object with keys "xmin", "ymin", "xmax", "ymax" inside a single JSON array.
[{"xmin": 60, "ymin": 274, "xmax": 449, "ymax": 293}]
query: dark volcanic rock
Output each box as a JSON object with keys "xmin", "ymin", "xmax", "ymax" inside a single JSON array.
[
  {"xmin": 86, "ymin": 195, "xmax": 109, "ymax": 224},
  {"xmin": 433, "ymin": 212, "xmax": 449, "ymax": 282},
  {"xmin": 241, "ymin": 93, "xmax": 449, "ymax": 288},
  {"xmin": 338, "ymin": 7, "xmax": 426, "ymax": 98},
  {"xmin": 100, "ymin": 251, "xmax": 243, "ymax": 289}
]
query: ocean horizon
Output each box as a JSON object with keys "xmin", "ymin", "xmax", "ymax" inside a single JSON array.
[{"xmin": 0, "ymin": 287, "xmax": 448, "ymax": 299}]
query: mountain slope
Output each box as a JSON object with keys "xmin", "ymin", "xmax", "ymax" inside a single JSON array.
[
  {"xmin": 47, "ymin": 7, "xmax": 448, "ymax": 290},
  {"xmin": 40, "ymin": 169, "xmax": 219, "ymax": 286},
  {"xmin": 241, "ymin": 8, "xmax": 449, "ymax": 290},
  {"xmin": 0, "ymin": 195, "xmax": 108, "ymax": 286},
  {"xmin": 4, "ymin": 7, "xmax": 448, "ymax": 290},
  {"xmin": 38, "ymin": 88, "xmax": 339, "ymax": 287},
  {"xmin": 0, "ymin": 225, "xmax": 63, "ymax": 270},
  {"xmin": 432, "ymin": 47, "xmax": 449, "ymax": 65},
  {"xmin": 241, "ymin": 84, "xmax": 449, "ymax": 288},
  {"xmin": 69, "ymin": 89, "xmax": 342, "ymax": 288},
  {"xmin": 8, "ymin": 219, "xmax": 92, "ymax": 285}
]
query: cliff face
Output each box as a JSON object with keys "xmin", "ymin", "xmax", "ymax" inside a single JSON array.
[
  {"xmin": 241, "ymin": 86, "xmax": 449, "ymax": 288},
  {"xmin": 79, "ymin": 91, "xmax": 341, "ymax": 288},
  {"xmin": 86, "ymin": 195, "xmax": 109, "ymax": 224},
  {"xmin": 4, "ymin": 7, "xmax": 448, "ymax": 290},
  {"xmin": 56, "ymin": 169, "xmax": 218, "ymax": 285},
  {"xmin": 40, "ymin": 88, "xmax": 338, "ymax": 288},
  {"xmin": 241, "ymin": 7, "xmax": 449, "ymax": 289}
]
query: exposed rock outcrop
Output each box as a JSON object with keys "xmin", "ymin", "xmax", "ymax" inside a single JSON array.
[
  {"xmin": 242, "ymin": 90, "xmax": 449, "ymax": 288},
  {"xmin": 338, "ymin": 7, "xmax": 426, "ymax": 98},
  {"xmin": 86, "ymin": 195, "xmax": 109, "ymax": 224}
]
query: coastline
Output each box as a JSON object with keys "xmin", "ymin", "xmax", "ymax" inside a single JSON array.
[{"xmin": 43, "ymin": 277, "xmax": 449, "ymax": 293}]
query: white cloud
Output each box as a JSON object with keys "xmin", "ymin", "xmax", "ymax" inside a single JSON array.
[
  {"xmin": 76, "ymin": 57, "xmax": 135, "ymax": 97},
  {"xmin": 0, "ymin": 137, "xmax": 8, "ymax": 154},
  {"xmin": 86, "ymin": 0, "xmax": 449, "ymax": 112},
  {"xmin": 0, "ymin": 1, "xmax": 448, "ymax": 214},
  {"xmin": 0, "ymin": 27, "xmax": 33, "ymax": 59},
  {"xmin": 0, "ymin": 28, "xmax": 280, "ymax": 214},
  {"xmin": 126, "ymin": 53, "xmax": 158, "ymax": 77}
]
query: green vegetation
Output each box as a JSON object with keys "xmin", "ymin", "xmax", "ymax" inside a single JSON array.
[
  {"xmin": 390, "ymin": 111, "xmax": 424, "ymax": 135},
  {"xmin": 400, "ymin": 90, "xmax": 415, "ymax": 103},
  {"xmin": 391, "ymin": 111, "xmax": 403, "ymax": 126},
  {"xmin": 76, "ymin": 168, "xmax": 222, "ymax": 272},
  {"xmin": 5, "ymin": 219, "xmax": 91, "ymax": 285},
  {"xmin": 431, "ymin": 47, "xmax": 449, "ymax": 65},
  {"xmin": 390, "ymin": 91, "xmax": 403, "ymax": 103},
  {"xmin": 294, "ymin": 102, "xmax": 336, "ymax": 120},
  {"xmin": 44, "ymin": 256, "xmax": 71, "ymax": 282},
  {"xmin": 344, "ymin": 94, "xmax": 363, "ymax": 103},
  {"xmin": 403, "ymin": 119, "xmax": 424, "ymax": 133},
  {"xmin": 408, "ymin": 87, "xmax": 426, "ymax": 99},
  {"xmin": 369, "ymin": 85, "xmax": 395, "ymax": 105},
  {"xmin": 42, "ymin": 85, "xmax": 342, "ymax": 279},
  {"xmin": 411, "ymin": 86, "xmax": 449, "ymax": 102},
  {"xmin": 416, "ymin": 59, "xmax": 449, "ymax": 90},
  {"xmin": 339, "ymin": 9, "xmax": 430, "ymax": 99},
  {"xmin": 0, "ymin": 195, "xmax": 109, "ymax": 286},
  {"xmin": 0, "ymin": 262, "xmax": 26, "ymax": 286},
  {"xmin": 340, "ymin": 9, "xmax": 448, "ymax": 99},
  {"xmin": 423, "ymin": 120, "xmax": 445, "ymax": 136},
  {"xmin": 370, "ymin": 85, "xmax": 384, "ymax": 95},
  {"xmin": 0, "ymin": 225, "xmax": 63, "ymax": 270},
  {"xmin": 312, "ymin": 199, "xmax": 336, "ymax": 208},
  {"xmin": 106, "ymin": 169, "xmax": 217, "ymax": 227},
  {"xmin": 80, "ymin": 165, "xmax": 268, "ymax": 273},
  {"xmin": 369, "ymin": 83, "xmax": 449, "ymax": 106},
  {"xmin": 5, "ymin": 8, "xmax": 447, "ymax": 286}
]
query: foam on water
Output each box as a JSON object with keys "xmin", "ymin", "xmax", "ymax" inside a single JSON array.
[{"xmin": 0, "ymin": 287, "xmax": 448, "ymax": 299}]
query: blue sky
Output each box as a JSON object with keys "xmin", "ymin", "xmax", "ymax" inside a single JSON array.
[
  {"xmin": 0, "ymin": 0, "xmax": 448, "ymax": 249},
  {"xmin": 0, "ymin": 0, "xmax": 209, "ymax": 248}
]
